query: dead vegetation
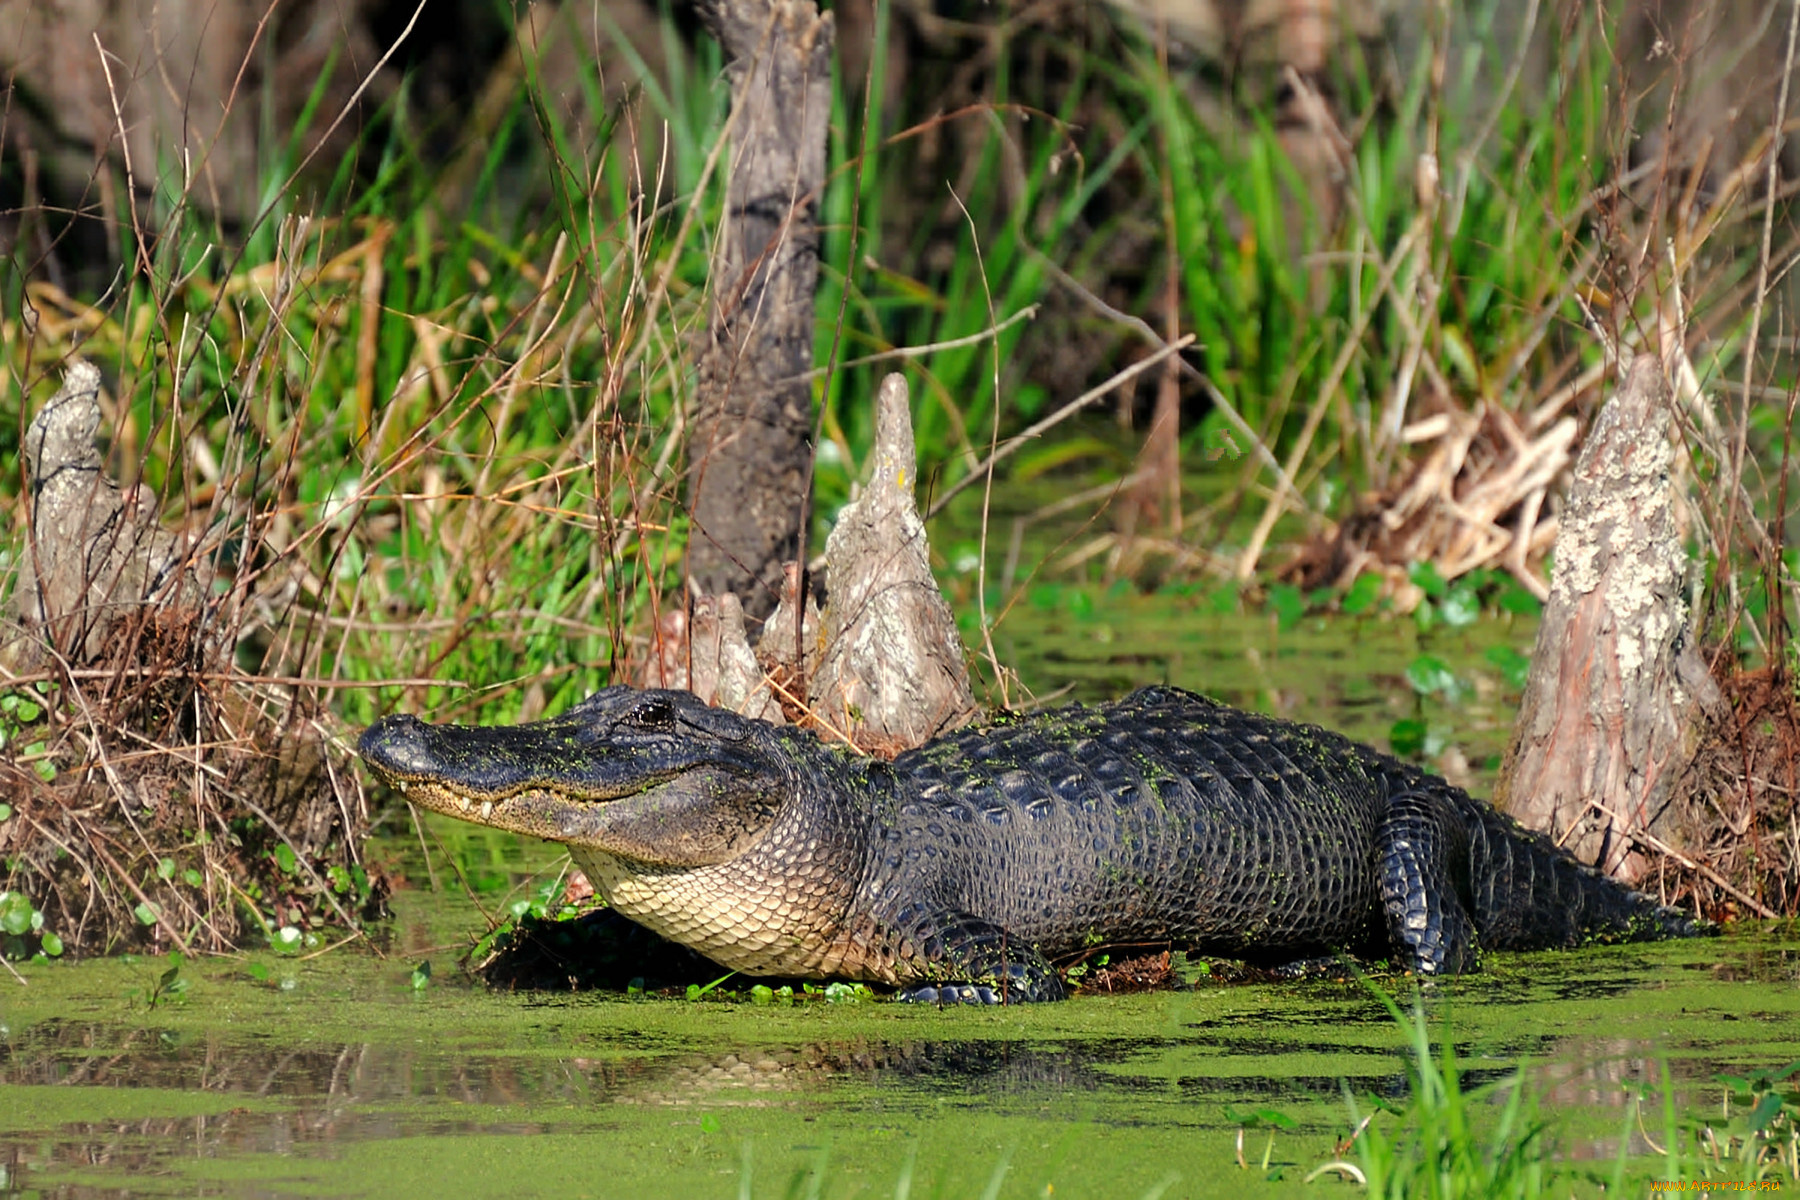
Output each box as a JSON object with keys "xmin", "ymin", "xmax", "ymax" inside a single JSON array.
[
  {"xmin": 0, "ymin": 362, "xmax": 382, "ymax": 958},
  {"xmin": 1676, "ymin": 666, "xmax": 1800, "ymax": 921},
  {"xmin": 1280, "ymin": 396, "xmax": 1575, "ymax": 602}
]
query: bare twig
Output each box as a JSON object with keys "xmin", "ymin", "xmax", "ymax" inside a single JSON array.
[
  {"xmin": 1029, "ymin": 247, "xmax": 1290, "ymax": 490},
  {"xmin": 297, "ymin": 929, "xmax": 369, "ymax": 961},
  {"xmin": 947, "ymin": 183, "xmax": 1010, "ymax": 701},
  {"xmin": 763, "ymin": 673, "xmax": 857, "ymax": 750},
  {"xmin": 1723, "ymin": 0, "xmax": 1800, "ymax": 571},
  {"xmin": 923, "ymin": 336, "xmax": 1195, "ymax": 522},
  {"xmin": 1586, "ymin": 798, "xmax": 1777, "ymax": 918},
  {"xmin": 785, "ymin": 305, "xmax": 1040, "ymax": 384}
]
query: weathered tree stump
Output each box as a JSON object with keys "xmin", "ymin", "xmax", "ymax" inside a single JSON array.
[
  {"xmin": 2, "ymin": 359, "xmax": 212, "ymax": 672},
  {"xmin": 1495, "ymin": 354, "xmax": 1725, "ymax": 882},
  {"xmin": 757, "ymin": 561, "xmax": 821, "ymax": 717},
  {"xmin": 687, "ymin": 0, "xmax": 834, "ymax": 619},
  {"xmin": 0, "ymin": 358, "xmax": 377, "ymax": 957},
  {"xmin": 649, "ymin": 377, "xmax": 974, "ymax": 755}
]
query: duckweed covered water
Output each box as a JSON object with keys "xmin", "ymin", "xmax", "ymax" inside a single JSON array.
[
  {"xmin": 2, "ymin": 606, "xmax": 1793, "ymax": 1198},
  {"xmin": 3, "ymin": 935, "xmax": 1795, "ymax": 1198}
]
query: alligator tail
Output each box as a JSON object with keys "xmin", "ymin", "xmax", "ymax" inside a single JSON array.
[{"xmin": 1457, "ymin": 798, "xmax": 1712, "ymax": 950}]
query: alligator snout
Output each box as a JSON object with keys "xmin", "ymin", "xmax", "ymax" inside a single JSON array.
[{"xmin": 358, "ymin": 714, "xmax": 439, "ymax": 777}]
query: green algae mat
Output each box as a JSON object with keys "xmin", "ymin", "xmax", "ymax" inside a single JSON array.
[{"xmin": 2, "ymin": 930, "xmax": 1796, "ymax": 1198}]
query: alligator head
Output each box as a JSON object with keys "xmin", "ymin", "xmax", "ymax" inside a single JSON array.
[
  {"xmin": 361, "ymin": 688, "xmax": 882, "ymax": 980},
  {"xmin": 357, "ymin": 687, "xmax": 793, "ymax": 868}
]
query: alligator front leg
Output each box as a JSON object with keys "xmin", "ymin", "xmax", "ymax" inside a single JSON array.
[
  {"xmin": 1376, "ymin": 789, "xmax": 1477, "ymax": 975},
  {"xmin": 889, "ymin": 906, "xmax": 1065, "ymax": 1003}
]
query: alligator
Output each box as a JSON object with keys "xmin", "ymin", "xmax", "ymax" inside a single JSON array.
[{"xmin": 357, "ymin": 685, "xmax": 1706, "ymax": 1002}]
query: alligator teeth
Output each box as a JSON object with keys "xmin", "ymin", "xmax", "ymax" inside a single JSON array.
[
  {"xmin": 457, "ymin": 797, "xmax": 473, "ymax": 813},
  {"xmin": 480, "ymin": 801, "xmax": 494, "ymax": 820}
]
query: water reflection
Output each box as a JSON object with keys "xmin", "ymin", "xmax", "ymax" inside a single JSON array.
[
  {"xmin": 0, "ymin": 1025, "xmax": 1360, "ymax": 1109},
  {"xmin": 0, "ymin": 954, "xmax": 1791, "ymax": 1199},
  {"xmin": 0, "ymin": 1025, "xmax": 1401, "ymax": 1188},
  {"xmin": 0, "ymin": 1015, "xmax": 1720, "ymax": 1193}
]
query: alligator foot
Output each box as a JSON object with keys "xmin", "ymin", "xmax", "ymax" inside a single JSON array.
[
  {"xmin": 1379, "ymin": 789, "xmax": 1478, "ymax": 975},
  {"xmin": 895, "ymin": 908, "xmax": 1068, "ymax": 1002}
]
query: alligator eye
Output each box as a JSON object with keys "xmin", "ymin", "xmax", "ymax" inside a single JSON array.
[{"xmin": 627, "ymin": 697, "xmax": 675, "ymax": 730}]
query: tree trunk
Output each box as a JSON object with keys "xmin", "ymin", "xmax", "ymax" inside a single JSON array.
[
  {"xmin": 687, "ymin": 0, "xmax": 834, "ymax": 619},
  {"xmin": 1495, "ymin": 354, "xmax": 1724, "ymax": 882}
]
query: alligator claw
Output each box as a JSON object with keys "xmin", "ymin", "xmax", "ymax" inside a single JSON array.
[
  {"xmin": 1269, "ymin": 955, "xmax": 1353, "ymax": 980},
  {"xmin": 895, "ymin": 983, "xmax": 1001, "ymax": 1005}
]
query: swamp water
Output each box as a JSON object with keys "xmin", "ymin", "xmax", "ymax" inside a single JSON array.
[{"xmin": 3, "ymin": 601, "xmax": 1797, "ymax": 1198}]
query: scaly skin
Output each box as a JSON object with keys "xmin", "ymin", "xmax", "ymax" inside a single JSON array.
[{"xmin": 358, "ymin": 685, "xmax": 1708, "ymax": 1002}]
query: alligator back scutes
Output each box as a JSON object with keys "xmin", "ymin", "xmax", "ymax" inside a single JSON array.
[{"xmin": 878, "ymin": 688, "xmax": 1403, "ymax": 958}]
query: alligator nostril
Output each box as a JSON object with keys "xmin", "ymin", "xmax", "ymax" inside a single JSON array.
[{"xmin": 357, "ymin": 715, "xmax": 437, "ymax": 774}]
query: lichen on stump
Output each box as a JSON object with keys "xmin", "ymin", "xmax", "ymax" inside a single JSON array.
[
  {"xmin": 1495, "ymin": 354, "xmax": 1724, "ymax": 885},
  {"xmin": 0, "ymin": 359, "xmax": 381, "ymax": 959}
]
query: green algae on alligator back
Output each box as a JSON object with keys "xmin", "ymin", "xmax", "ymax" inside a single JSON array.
[
  {"xmin": 359, "ymin": 683, "xmax": 1705, "ymax": 1005},
  {"xmin": 0, "ymin": 930, "xmax": 1792, "ymax": 1198}
]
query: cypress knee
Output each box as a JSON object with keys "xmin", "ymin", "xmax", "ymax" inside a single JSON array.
[{"xmin": 1495, "ymin": 354, "xmax": 1724, "ymax": 882}]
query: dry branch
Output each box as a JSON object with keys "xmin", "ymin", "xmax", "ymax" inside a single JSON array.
[{"xmin": 1281, "ymin": 396, "xmax": 1574, "ymax": 600}]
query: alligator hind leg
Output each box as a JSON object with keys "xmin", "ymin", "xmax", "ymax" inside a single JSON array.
[
  {"xmin": 1376, "ymin": 789, "xmax": 1478, "ymax": 975},
  {"xmin": 889, "ymin": 907, "xmax": 1065, "ymax": 1003}
]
